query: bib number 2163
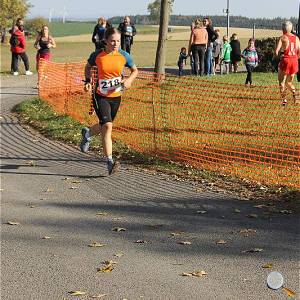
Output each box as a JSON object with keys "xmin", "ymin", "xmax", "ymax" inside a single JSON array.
[{"xmin": 99, "ymin": 77, "xmax": 122, "ymax": 95}]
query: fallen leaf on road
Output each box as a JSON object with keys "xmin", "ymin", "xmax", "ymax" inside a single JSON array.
[
  {"xmin": 192, "ymin": 270, "xmax": 208, "ymax": 277},
  {"xmin": 282, "ymin": 287, "xmax": 296, "ymax": 298},
  {"xmin": 181, "ymin": 270, "xmax": 207, "ymax": 277},
  {"xmin": 96, "ymin": 212, "xmax": 108, "ymax": 216},
  {"xmin": 262, "ymin": 263, "xmax": 273, "ymax": 269},
  {"xmin": 97, "ymin": 261, "xmax": 117, "ymax": 273},
  {"xmin": 112, "ymin": 227, "xmax": 126, "ymax": 232},
  {"xmin": 68, "ymin": 290, "xmax": 87, "ymax": 296},
  {"xmin": 253, "ymin": 204, "xmax": 267, "ymax": 209},
  {"xmin": 90, "ymin": 294, "xmax": 108, "ymax": 298},
  {"xmin": 26, "ymin": 160, "xmax": 35, "ymax": 166},
  {"xmin": 45, "ymin": 188, "xmax": 53, "ymax": 193},
  {"xmin": 196, "ymin": 210, "xmax": 207, "ymax": 214},
  {"xmin": 7, "ymin": 221, "xmax": 20, "ymax": 225},
  {"xmin": 88, "ymin": 242, "xmax": 107, "ymax": 247},
  {"xmin": 242, "ymin": 248, "xmax": 263, "ymax": 253},
  {"xmin": 248, "ymin": 214, "xmax": 258, "ymax": 219},
  {"xmin": 72, "ymin": 180, "xmax": 82, "ymax": 184},
  {"xmin": 181, "ymin": 272, "xmax": 193, "ymax": 277},
  {"xmin": 239, "ymin": 229, "xmax": 257, "ymax": 236},
  {"xmin": 135, "ymin": 240, "xmax": 148, "ymax": 243},
  {"xmin": 170, "ymin": 230, "xmax": 184, "ymax": 237},
  {"xmin": 42, "ymin": 236, "xmax": 51, "ymax": 239},
  {"xmin": 61, "ymin": 177, "xmax": 70, "ymax": 181},
  {"xmin": 114, "ymin": 253, "xmax": 124, "ymax": 257},
  {"xmin": 216, "ymin": 240, "xmax": 227, "ymax": 245},
  {"xmin": 69, "ymin": 186, "xmax": 79, "ymax": 190},
  {"xmin": 178, "ymin": 241, "xmax": 192, "ymax": 245},
  {"xmin": 233, "ymin": 208, "xmax": 241, "ymax": 213}
]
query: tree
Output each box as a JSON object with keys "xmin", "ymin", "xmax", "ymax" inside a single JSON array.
[
  {"xmin": 0, "ymin": 0, "xmax": 32, "ymax": 42},
  {"xmin": 154, "ymin": 0, "xmax": 171, "ymax": 74},
  {"xmin": 26, "ymin": 17, "xmax": 48, "ymax": 35},
  {"xmin": 148, "ymin": 0, "xmax": 174, "ymax": 24}
]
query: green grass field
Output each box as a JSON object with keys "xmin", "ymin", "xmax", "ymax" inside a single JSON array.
[{"xmin": 47, "ymin": 23, "xmax": 184, "ymax": 37}]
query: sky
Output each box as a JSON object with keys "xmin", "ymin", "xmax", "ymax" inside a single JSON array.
[{"xmin": 27, "ymin": 0, "xmax": 299, "ymax": 20}]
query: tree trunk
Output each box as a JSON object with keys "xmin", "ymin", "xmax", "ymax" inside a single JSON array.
[{"xmin": 154, "ymin": 0, "xmax": 170, "ymax": 74}]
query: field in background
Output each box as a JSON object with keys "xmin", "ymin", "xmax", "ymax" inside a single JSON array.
[{"xmin": 48, "ymin": 23, "xmax": 187, "ymax": 37}]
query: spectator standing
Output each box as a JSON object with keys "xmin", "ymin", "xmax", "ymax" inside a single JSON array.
[
  {"xmin": 92, "ymin": 17, "xmax": 111, "ymax": 50},
  {"xmin": 10, "ymin": 18, "xmax": 33, "ymax": 76},
  {"xmin": 212, "ymin": 28, "xmax": 223, "ymax": 74},
  {"xmin": 230, "ymin": 33, "xmax": 241, "ymax": 73},
  {"xmin": 34, "ymin": 25, "xmax": 56, "ymax": 71},
  {"xmin": 275, "ymin": 21, "xmax": 300, "ymax": 105},
  {"xmin": 242, "ymin": 38, "xmax": 258, "ymax": 86},
  {"xmin": 203, "ymin": 17, "xmax": 218, "ymax": 76},
  {"xmin": 220, "ymin": 35, "xmax": 232, "ymax": 75},
  {"xmin": 177, "ymin": 47, "xmax": 188, "ymax": 76},
  {"xmin": 188, "ymin": 19, "xmax": 208, "ymax": 76},
  {"xmin": 118, "ymin": 16, "xmax": 137, "ymax": 54}
]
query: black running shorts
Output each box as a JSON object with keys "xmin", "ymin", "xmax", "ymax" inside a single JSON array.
[{"xmin": 93, "ymin": 93, "xmax": 121, "ymax": 125}]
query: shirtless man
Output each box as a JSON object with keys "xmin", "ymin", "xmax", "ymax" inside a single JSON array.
[{"xmin": 275, "ymin": 21, "xmax": 300, "ymax": 105}]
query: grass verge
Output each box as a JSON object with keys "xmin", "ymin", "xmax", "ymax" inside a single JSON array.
[{"xmin": 14, "ymin": 97, "xmax": 300, "ymax": 212}]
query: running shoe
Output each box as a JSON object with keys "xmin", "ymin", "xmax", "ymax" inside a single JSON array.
[
  {"xmin": 13, "ymin": 72, "xmax": 19, "ymax": 76},
  {"xmin": 25, "ymin": 70, "xmax": 33, "ymax": 75},
  {"xmin": 107, "ymin": 160, "xmax": 120, "ymax": 175},
  {"xmin": 80, "ymin": 127, "xmax": 90, "ymax": 153}
]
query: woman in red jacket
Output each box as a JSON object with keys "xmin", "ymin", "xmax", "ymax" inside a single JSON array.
[{"xmin": 10, "ymin": 18, "xmax": 33, "ymax": 76}]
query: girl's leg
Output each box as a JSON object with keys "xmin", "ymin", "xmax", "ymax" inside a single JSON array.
[{"xmin": 101, "ymin": 122, "xmax": 113, "ymax": 157}]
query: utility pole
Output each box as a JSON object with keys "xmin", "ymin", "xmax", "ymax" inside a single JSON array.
[
  {"xmin": 226, "ymin": 0, "xmax": 230, "ymax": 36},
  {"xmin": 154, "ymin": 0, "xmax": 171, "ymax": 74}
]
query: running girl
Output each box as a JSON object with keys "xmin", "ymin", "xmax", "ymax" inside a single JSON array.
[
  {"xmin": 81, "ymin": 27, "xmax": 138, "ymax": 175},
  {"xmin": 34, "ymin": 25, "xmax": 56, "ymax": 71}
]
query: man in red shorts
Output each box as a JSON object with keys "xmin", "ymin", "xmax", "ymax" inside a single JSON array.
[{"xmin": 275, "ymin": 21, "xmax": 300, "ymax": 105}]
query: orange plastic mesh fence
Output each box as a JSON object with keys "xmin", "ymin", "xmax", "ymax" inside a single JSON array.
[{"xmin": 39, "ymin": 60, "xmax": 300, "ymax": 188}]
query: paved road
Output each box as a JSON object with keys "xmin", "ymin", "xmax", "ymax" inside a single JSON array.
[{"xmin": 1, "ymin": 75, "xmax": 299, "ymax": 300}]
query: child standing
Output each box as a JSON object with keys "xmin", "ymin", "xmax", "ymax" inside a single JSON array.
[
  {"xmin": 220, "ymin": 36, "xmax": 232, "ymax": 74},
  {"xmin": 177, "ymin": 47, "xmax": 188, "ymax": 76},
  {"xmin": 242, "ymin": 38, "xmax": 258, "ymax": 86}
]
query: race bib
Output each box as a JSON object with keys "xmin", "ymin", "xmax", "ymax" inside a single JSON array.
[{"xmin": 99, "ymin": 77, "xmax": 123, "ymax": 95}]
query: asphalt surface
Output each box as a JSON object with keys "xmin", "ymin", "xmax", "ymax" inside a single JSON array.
[{"xmin": 1, "ymin": 74, "xmax": 299, "ymax": 300}]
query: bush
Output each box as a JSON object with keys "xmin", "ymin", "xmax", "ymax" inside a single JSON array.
[
  {"xmin": 255, "ymin": 37, "xmax": 280, "ymax": 72},
  {"xmin": 26, "ymin": 17, "xmax": 49, "ymax": 36}
]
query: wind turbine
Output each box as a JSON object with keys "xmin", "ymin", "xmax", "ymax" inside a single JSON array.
[
  {"xmin": 61, "ymin": 4, "xmax": 69, "ymax": 23},
  {"xmin": 49, "ymin": 8, "xmax": 54, "ymax": 23}
]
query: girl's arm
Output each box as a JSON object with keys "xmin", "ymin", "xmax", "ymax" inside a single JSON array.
[
  {"xmin": 34, "ymin": 34, "xmax": 40, "ymax": 49},
  {"xmin": 49, "ymin": 36, "xmax": 56, "ymax": 48},
  {"xmin": 122, "ymin": 65, "xmax": 138, "ymax": 89}
]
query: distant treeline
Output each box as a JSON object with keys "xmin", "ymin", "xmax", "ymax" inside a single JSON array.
[{"xmin": 107, "ymin": 15, "xmax": 297, "ymax": 30}]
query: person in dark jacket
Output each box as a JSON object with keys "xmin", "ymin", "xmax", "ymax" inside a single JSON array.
[
  {"xmin": 10, "ymin": 18, "xmax": 33, "ymax": 76},
  {"xmin": 203, "ymin": 17, "xmax": 218, "ymax": 75},
  {"xmin": 230, "ymin": 33, "xmax": 241, "ymax": 73},
  {"xmin": 92, "ymin": 17, "xmax": 111, "ymax": 50},
  {"xmin": 118, "ymin": 16, "xmax": 137, "ymax": 54}
]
